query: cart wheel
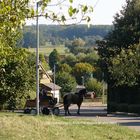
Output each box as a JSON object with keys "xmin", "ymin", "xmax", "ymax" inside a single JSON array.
[
  {"xmin": 42, "ymin": 107, "xmax": 50, "ymax": 115},
  {"xmin": 52, "ymin": 107, "xmax": 60, "ymax": 116},
  {"xmin": 30, "ymin": 109, "xmax": 36, "ymax": 115},
  {"xmin": 24, "ymin": 108, "xmax": 31, "ymax": 114}
]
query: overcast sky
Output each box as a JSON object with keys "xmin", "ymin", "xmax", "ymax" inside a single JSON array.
[{"xmin": 26, "ymin": 0, "xmax": 126, "ymax": 25}]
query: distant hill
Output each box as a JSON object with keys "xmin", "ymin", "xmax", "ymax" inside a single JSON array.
[{"xmin": 22, "ymin": 25, "xmax": 113, "ymax": 48}]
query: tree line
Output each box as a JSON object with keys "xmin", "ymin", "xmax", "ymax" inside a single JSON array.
[{"xmin": 22, "ymin": 25, "xmax": 113, "ymax": 48}]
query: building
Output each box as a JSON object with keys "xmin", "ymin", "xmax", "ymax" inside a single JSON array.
[{"xmin": 39, "ymin": 63, "xmax": 61, "ymax": 103}]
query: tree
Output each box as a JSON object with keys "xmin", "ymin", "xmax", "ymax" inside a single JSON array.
[
  {"xmin": 56, "ymin": 72, "xmax": 77, "ymax": 97},
  {"xmin": 73, "ymin": 62, "xmax": 93, "ymax": 84},
  {"xmin": 23, "ymin": 32, "xmax": 36, "ymax": 48},
  {"xmin": 39, "ymin": 53, "xmax": 49, "ymax": 70},
  {"xmin": 65, "ymin": 38, "xmax": 86, "ymax": 54},
  {"xmin": 49, "ymin": 49, "xmax": 60, "ymax": 70},
  {"xmin": 62, "ymin": 54, "xmax": 77, "ymax": 67},
  {"xmin": 96, "ymin": 0, "xmax": 140, "ymax": 114},
  {"xmin": 82, "ymin": 52, "xmax": 99, "ymax": 66},
  {"xmin": 0, "ymin": 0, "xmax": 30, "ymax": 47},
  {"xmin": 108, "ymin": 43, "xmax": 140, "ymax": 87},
  {"xmin": 57, "ymin": 63, "xmax": 72, "ymax": 73},
  {"xmin": 0, "ymin": 45, "xmax": 36, "ymax": 109},
  {"xmin": 98, "ymin": 0, "xmax": 140, "ymax": 58},
  {"xmin": 97, "ymin": 0, "xmax": 140, "ymax": 86}
]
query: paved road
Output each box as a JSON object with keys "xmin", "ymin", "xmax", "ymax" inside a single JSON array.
[{"xmin": 59, "ymin": 102, "xmax": 140, "ymax": 131}]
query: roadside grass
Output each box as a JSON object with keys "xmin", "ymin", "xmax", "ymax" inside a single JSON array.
[
  {"xmin": 0, "ymin": 113, "xmax": 140, "ymax": 140},
  {"xmin": 28, "ymin": 45, "xmax": 69, "ymax": 56}
]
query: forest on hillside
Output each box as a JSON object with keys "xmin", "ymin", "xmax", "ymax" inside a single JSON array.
[{"xmin": 22, "ymin": 25, "xmax": 113, "ymax": 48}]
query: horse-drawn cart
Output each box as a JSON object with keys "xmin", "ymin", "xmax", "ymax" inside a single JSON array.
[{"xmin": 24, "ymin": 86, "xmax": 60, "ymax": 115}]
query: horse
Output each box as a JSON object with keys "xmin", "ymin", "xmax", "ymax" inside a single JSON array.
[{"xmin": 63, "ymin": 88, "xmax": 87, "ymax": 116}]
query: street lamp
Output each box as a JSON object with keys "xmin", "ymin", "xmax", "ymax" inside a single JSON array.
[{"xmin": 36, "ymin": 0, "xmax": 43, "ymax": 115}]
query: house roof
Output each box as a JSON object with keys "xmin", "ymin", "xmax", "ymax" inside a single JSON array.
[{"xmin": 40, "ymin": 83, "xmax": 61, "ymax": 90}]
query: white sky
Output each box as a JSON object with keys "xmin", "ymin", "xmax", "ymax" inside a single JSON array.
[{"xmin": 26, "ymin": 0, "xmax": 126, "ymax": 25}]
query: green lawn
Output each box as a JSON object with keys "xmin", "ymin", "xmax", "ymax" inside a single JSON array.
[
  {"xmin": 28, "ymin": 45, "xmax": 69, "ymax": 56},
  {"xmin": 0, "ymin": 113, "xmax": 140, "ymax": 140}
]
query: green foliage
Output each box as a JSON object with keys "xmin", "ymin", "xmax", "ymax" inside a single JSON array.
[
  {"xmin": 73, "ymin": 62, "xmax": 93, "ymax": 84},
  {"xmin": 109, "ymin": 43, "xmax": 140, "ymax": 86},
  {"xmin": 85, "ymin": 78, "xmax": 103, "ymax": 97},
  {"xmin": 97, "ymin": 0, "xmax": 140, "ymax": 87},
  {"xmin": 82, "ymin": 52, "xmax": 99, "ymax": 66},
  {"xmin": 22, "ymin": 32, "xmax": 36, "ymax": 48},
  {"xmin": 39, "ymin": 53, "xmax": 49, "ymax": 70},
  {"xmin": 98, "ymin": 0, "xmax": 140, "ymax": 58},
  {"xmin": 0, "ymin": 43, "xmax": 36, "ymax": 109},
  {"xmin": 57, "ymin": 63, "xmax": 72, "ymax": 73},
  {"xmin": 22, "ymin": 25, "xmax": 112, "ymax": 48},
  {"xmin": 62, "ymin": 54, "xmax": 77, "ymax": 67},
  {"xmin": 49, "ymin": 49, "xmax": 60, "ymax": 70},
  {"xmin": 56, "ymin": 72, "xmax": 76, "ymax": 96},
  {"xmin": 0, "ymin": 0, "xmax": 30, "ymax": 47},
  {"xmin": 66, "ymin": 38, "xmax": 86, "ymax": 54}
]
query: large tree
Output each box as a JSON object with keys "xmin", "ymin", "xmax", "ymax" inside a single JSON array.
[
  {"xmin": 97, "ymin": 0, "xmax": 140, "ymax": 86},
  {"xmin": 0, "ymin": 45, "xmax": 36, "ymax": 109}
]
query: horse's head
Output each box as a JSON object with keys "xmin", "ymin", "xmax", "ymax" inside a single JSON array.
[{"xmin": 79, "ymin": 88, "xmax": 88, "ymax": 97}]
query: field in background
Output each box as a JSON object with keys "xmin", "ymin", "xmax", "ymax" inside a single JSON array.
[
  {"xmin": 0, "ymin": 113, "xmax": 140, "ymax": 140},
  {"xmin": 28, "ymin": 45, "xmax": 69, "ymax": 56}
]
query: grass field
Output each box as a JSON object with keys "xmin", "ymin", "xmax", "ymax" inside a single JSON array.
[
  {"xmin": 0, "ymin": 113, "xmax": 140, "ymax": 140},
  {"xmin": 28, "ymin": 45, "xmax": 69, "ymax": 56}
]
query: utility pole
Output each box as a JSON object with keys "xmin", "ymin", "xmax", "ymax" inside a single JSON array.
[
  {"xmin": 36, "ymin": 0, "xmax": 43, "ymax": 115},
  {"xmin": 53, "ymin": 64, "xmax": 56, "ymax": 98}
]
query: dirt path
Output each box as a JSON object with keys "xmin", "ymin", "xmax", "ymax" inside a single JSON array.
[{"xmin": 60, "ymin": 102, "xmax": 140, "ymax": 131}]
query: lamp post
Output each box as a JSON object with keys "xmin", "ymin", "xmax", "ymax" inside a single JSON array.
[{"xmin": 36, "ymin": 1, "xmax": 42, "ymax": 115}]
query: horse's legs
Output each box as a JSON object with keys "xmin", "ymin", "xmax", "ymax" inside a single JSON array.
[
  {"xmin": 64, "ymin": 105, "xmax": 68, "ymax": 115},
  {"xmin": 67, "ymin": 107, "xmax": 71, "ymax": 115},
  {"xmin": 64, "ymin": 104, "xmax": 71, "ymax": 116},
  {"xmin": 77, "ymin": 104, "xmax": 81, "ymax": 115}
]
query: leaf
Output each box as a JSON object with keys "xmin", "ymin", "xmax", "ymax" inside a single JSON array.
[
  {"xmin": 61, "ymin": 15, "xmax": 66, "ymax": 22},
  {"xmin": 87, "ymin": 16, "xmax": 91, "ymax": 22},
  {"xmin": 68, "ymin": 6, "xmax": 73, "ymax": 17},
  {"xmin": 69, "ymin": 0, "xmax": 73, "ymax": 3},
  {"xmin": 82, "ymin": 5, "xmax": 88, "ymax": 12},
  {"xmin": 72, "ymin": 8, "xmax": 77, "ymax": 14}
]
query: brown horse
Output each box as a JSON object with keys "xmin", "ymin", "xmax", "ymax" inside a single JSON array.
[{"xmin": 63, "ymin": 88, "xmax": 87, "ymax": 116}]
